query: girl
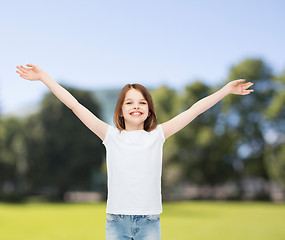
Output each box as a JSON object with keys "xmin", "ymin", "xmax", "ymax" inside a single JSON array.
[{"xmin": 16, "ymin": 64, "xmax": 254, "ymax": 240}]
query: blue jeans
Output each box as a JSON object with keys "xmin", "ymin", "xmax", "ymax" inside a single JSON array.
[{"xmin": 105, "ymin": 214, "xmax": 161, "ymax": 240}]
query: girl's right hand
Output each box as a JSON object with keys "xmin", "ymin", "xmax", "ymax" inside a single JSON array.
[{"xmin": 16, "ymin": 64, "xmax": 45, "ymax": 81}]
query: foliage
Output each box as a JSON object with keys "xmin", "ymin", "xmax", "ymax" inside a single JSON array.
[
  {"xmin": 1, "ymin": 58, "xmax": 285, "ymax": 201},
  {"xmin": 0, "ymin": 117, "xmax": 26, "ymax": 200},
  {"xmin": 0, "ymin": 85, "xmax": 105, "ymax": 201},
  {"xmin": 263, "ymin": 71, "xmax": 285, "ymax": 189},
  {"xmin": 151, "ymin": 85, "xmax": 182, "ymax": 193},
  {"xmin": 152, "ymin": 58, "xmax": 285, "ymax": 199},
  {"xmin": 170, "ymin": 81, "xmax": 237, "ymax": 185},
  {"xmin": 222, "ymin": 59, "xmax": 277, "ymax": 198}
]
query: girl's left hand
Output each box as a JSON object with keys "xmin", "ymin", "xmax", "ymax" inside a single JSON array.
[{"xmin": 225, "ymin": 79, "xmax": 254, "ymax": 95}]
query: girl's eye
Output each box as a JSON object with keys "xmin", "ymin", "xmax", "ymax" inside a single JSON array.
[{"xmin": 126, "ymin": 102, "xmax": 146, "ymax": 104}]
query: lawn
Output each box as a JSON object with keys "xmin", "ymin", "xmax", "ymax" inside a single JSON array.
[{"xmin": 0, "ymin": 201, "xmax": 284, "ymax": 240}]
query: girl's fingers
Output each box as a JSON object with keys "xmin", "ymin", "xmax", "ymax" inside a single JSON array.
[
  {"xmin": 16, "ymin": 66, "xmax": 28, "ymax": 73},
  {"xmin": 237, "ymin": 79, "xmax": 246, "ymax": 83},
  {"xmin": 16, "ymin": 70, "xmax": 28, "ymax": 77},
  {"xmin": 243, "ymin": 84, "xmax": 252, "ymax": 89},
  {"xmin": 242, "ymin": 82, "xmax": 253, "ymax": 89},
  {"xmin": 19, "ymin": 73, "xmax": 29, "ymax": 78},
  {"xmin": 243, "ymin": 89, "xmax": 254, "ymax": 95},
  {"xmin": 20, "ymin": 65, "xmax": 28, "ymax": 70},
  {"xmin": 16, "ymin": 66, "xmax": 22, "ymax": 72},
  {"xmin": 16, "ymin": 67, "xmax": 26, "ymax": 74},
  {"xmin": 19, "ymin": 65, "xmax": 28, "ymax": 73},
  {"xmin": 19, "ymin": 74, "xmax": 28, "ymax": 79},
  {"xmin": 26, "ymin": 63, "xmax": 35, "ymax": 68}
]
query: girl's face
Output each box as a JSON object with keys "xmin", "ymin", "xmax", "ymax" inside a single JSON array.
[{"xmin": 121, "ymin": 89, "xmax": 150, "ymax": 131}]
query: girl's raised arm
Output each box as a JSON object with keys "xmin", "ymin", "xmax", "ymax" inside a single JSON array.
[
  {"xmin": 16, "ymin": 64, "xmax": 109, "ymax": 141},
  {"xmin": 161, "ymin": 79, "xmax": 254, "ymax": 140}
]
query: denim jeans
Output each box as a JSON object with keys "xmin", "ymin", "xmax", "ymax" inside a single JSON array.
[{"xmin": 105, "ymin": 213, "xmax": 161, "ymax": 240}]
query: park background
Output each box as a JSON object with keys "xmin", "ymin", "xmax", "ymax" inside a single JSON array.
[{"xmin": 0, "ymin": 0, "xmax": 285, "ymax": 239}]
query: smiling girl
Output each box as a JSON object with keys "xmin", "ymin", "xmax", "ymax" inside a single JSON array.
[{"xmin": 16, "ymin": 64, "xmax": 254, "ymax": 240}]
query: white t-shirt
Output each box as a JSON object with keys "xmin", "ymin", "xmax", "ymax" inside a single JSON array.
[{"xmin": 102, "ymin": 124, "xmax": 165, "ymax": 215}]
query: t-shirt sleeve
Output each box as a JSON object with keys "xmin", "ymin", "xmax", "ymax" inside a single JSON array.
[
  {"xmin": 157, "ymin": 124, "xmax": 165, "ymax": 143},
  {"xmin": 102, "ymin": 125, "xmax": 113, "ymax": 145}
]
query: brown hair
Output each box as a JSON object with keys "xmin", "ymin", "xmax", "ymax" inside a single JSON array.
[{"xmin": 113, "ymin": 83, "xmax": 157, "ymax": 132}]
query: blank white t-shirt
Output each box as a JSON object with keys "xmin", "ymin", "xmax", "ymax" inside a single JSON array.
[{"xmin": 102, "ymin": 124, "xmax": 165, "ymax": 215}]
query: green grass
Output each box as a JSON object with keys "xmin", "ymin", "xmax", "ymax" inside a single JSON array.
[{"xmin": 0, "ymin": 201, "xmax": 284, "ymax": 240}]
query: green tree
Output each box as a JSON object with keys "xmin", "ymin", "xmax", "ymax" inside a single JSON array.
[
  {"xmin": 264, "ymin": 70, "xmax": 285, "ymax": 190},
  {"xmin": 171, "ymin": 81, "xmax": 237, "ymax": 187},
  {"xmin": 222, "ymin": 58, "xmax": 275, "ymax": 199},
  {"xmin": 24, "ymin": 85, "xmax": 105, "ymax": 200},
  {"xmin": 151, "ymin": 85, "xmax": 182, "ymax": 196},
  {"xmin": 0, "ymin": 117, "xmax": 27, "ymax": 200}
]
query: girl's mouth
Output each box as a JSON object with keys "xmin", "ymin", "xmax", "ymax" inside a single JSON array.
[{"xmin": 130, "ymin": 111, "xmax": 143, "ymax": 116}]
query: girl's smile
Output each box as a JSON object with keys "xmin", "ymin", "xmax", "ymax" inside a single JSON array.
[{"xmin": 130, "ymin": 111, "xmax": 143, "ymax": 117}]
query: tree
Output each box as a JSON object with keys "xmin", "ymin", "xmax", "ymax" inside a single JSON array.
[
  {"xmin": 24, "ymin": 85, "xmax": 105, "ymax": 200},
  {"xmin": 264, "ymin": 70, "xmax": 285, "ymax": 190},
  {"xmin": 222, "ymin": 58, "xmax": 275, "ymax": 199},
  {"xmin": 170, "ymin": 81, "xmax": 237, "ymax": 187},
  {"xmin": 0, "ymin": 117, "xmax": 27, "ymax": 200},
  {"xmin": 151, "ymin": 85, "xmax": 182, "ymax": 196}
]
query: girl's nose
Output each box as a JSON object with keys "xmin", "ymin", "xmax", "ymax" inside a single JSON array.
[{"xmin": 133, "ymin": 103, "xmax": 139, "ymax": 109}]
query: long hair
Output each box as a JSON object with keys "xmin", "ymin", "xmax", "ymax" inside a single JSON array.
[{"xmin": 113, "ymin": 83, "xmax": 157, "ymax": 132}]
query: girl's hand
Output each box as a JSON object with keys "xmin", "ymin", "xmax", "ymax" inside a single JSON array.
[
  {"xmin": 225, "ymin": 79, "xmax": 254, "ymax": 95},
  {"xmin": 16, "ymin": 64, "xmax": 46, "ymax": 81}
]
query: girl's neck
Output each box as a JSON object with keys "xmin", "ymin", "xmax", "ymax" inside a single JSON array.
[{"xmin": 124, "ymin": 123, "xmax": 144, "ymax": 132}]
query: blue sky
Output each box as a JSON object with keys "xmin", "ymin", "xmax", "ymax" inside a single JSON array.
[{"xmin": 1, "ymin": 0, "xmax": 284, "ymax": 115}]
